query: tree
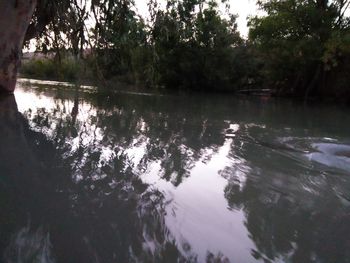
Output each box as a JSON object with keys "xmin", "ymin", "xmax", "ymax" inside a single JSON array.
[
  {"xmin": 248, "ymin": 0, "xmax": 350, "ymax": 98},
  {"xmin": 0, "ymin": 0, "xmax": 37, "ymax": 93},
  {"xmin": 0, "ymin": 0, "xmax": 72, "ymax": 93},
  {"xmin": 149, "ymin": 0, "xmax": 244, "ymax": 91},
  {"xmin": 90, "ymin": 0, "xmax": 148, "ymax": 80}
]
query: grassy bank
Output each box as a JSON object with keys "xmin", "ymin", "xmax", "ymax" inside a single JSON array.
[{"xmin": 20, "ymin": 58, "xmax": 84, "ymax": 82}]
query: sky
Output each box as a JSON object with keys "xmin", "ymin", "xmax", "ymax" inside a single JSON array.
[{"xmin": 134, "ymin": 0, "xmax": 260, "ymax": 37}]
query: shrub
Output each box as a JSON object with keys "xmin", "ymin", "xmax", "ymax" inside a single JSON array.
[{"xmin": 20, "ymin": 57, "xmax": 81, "ymax": 81}]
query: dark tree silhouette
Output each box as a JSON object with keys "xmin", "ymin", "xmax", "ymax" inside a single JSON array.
[{"xmin": 0, "ymin": 0, "xmax": 71, "ymax": 93}]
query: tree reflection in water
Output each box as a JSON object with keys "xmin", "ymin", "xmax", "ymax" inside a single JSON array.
[
  {"xmin": 0, "ymin": 92, "xmax": 194, "ymax": 262},
  {"xmin": 223, "ymin": 124, "xmax": 350, "ymax": 263},
  {"xmin": 1, "ymin": 83, "xmax": 350, "ymax": 262}
]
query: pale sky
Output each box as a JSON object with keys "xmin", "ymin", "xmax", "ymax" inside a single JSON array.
[{"xmin": 134, "ymin": 0, "xmax": 259, "ymax": 37}]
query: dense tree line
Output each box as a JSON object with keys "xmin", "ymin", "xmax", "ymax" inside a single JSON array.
[
  {"xmin": 1, "ymin": 0, "xmax": 349, "ymax": 100},
  {"xmin": 249, "ymin": 0, "xmax": 350, "ymax": 100},
  {"xmin": 25, "ymin": 0, "xmax": 247, "ymax": 91}
]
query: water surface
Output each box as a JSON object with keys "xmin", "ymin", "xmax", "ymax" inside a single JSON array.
[{"xmin": 0, "ymin": 80, "xmax": 350, "ymax": 263}]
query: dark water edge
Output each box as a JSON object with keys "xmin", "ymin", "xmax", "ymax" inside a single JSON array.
[
  {"xmin": 0, "ymin": 80, "xmax": 350, "ymax": 263},
  {"xmin": 17, "ymin": 76, "xmax": 350, "ymax": 106}
]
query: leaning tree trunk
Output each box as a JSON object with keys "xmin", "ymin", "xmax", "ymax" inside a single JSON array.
[{"xmin": 0, "ymin": 0, "xmax": 37, "ymax": 93}]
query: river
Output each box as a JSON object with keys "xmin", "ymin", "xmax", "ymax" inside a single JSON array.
[{"xmin": 0, "ymin": 79, "xmax": 350, "ymax": 263}]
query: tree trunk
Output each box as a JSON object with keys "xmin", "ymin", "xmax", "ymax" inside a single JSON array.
[
  {"xmin": 304, "ymin": 64, "xmax": 322, "ymax": 103},
  {"xmin": 0, "ymin": 0, "xmax": 37, "ymax": 93}
]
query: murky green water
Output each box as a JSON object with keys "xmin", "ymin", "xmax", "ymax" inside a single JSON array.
[{"xmin": 1, "ymin": 79, "xmax": 350, "ymax": 263}]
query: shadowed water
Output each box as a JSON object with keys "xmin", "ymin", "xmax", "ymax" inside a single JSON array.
[{"xmin": 0, "ymin": 80, "xmax": 350, "ymax": 263}]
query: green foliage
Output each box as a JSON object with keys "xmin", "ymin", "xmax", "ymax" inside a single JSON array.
[
  {"xmin": 248, "ymin": 0, "xmax": 350, "ymax": 97},
  {"xmin": 24, "ymin": 0, "xmax": 350, "ymax": 99},
  {"xmin": 81, "ymin": 0, "xmax": 251, "ymax": 91},
  {"xmin": 323, "ymin": 30, "xmax": 350, "ymax": 69},
  {"xmin": 20, "ymin": 57, "xmax": 81, "ymax": 81},
  {"xmin": 90, "ymin": 0, "xmax": 149, "ymax": 80},
  {"xmin": 148, "ymin": 0, "xmax": 246, "ymax": 91}
]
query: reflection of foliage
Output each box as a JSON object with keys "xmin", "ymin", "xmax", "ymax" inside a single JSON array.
[
  {"xmin": 10, "ymin": 85, "xmax": 350, "ymax": 262},
  {"xmin": 206, "ymin": 252, "xmax": 230, "ymax": 263},
  {"xmin": 9, "ymin": 86, "xmax": 235, "ymax": 262},
  {"xmin": 1, "ymin": 95, "xmax": 194, "ymax": 262},
  {"xmin": 23, "ymin": 88, "xmax": 228, "ymax": 188},
  {"xmin": 223, "ymin": 129, "xmax": 350, "ymax": 263}
]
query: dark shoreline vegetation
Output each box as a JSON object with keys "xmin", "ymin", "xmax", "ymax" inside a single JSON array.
[{"xmin": 18, "ymin": 0, "xmax": 350, "ymax": 103}]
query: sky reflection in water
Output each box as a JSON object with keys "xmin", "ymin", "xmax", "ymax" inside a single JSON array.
[{"xmin": 0, "ymin": 80, "xmax": 350, "ymax": 263}]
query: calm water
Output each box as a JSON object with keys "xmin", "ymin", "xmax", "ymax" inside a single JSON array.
[{"xmin": 1, "ymin": 79, "xmax": 350, "ymax": 263}]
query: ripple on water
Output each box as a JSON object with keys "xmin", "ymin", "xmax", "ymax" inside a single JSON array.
[
  {"xmin": 273, "ymin": 136, "xmax": 350, "ymax": 174},
  {"xmin": 306, "ymin": 143, "xmax": 350, "ymax": 173}
]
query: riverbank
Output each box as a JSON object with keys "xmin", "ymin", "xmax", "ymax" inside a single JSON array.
[{"xmin": 16, "ymin": 73, "xmax": 350, "ymax": 108}]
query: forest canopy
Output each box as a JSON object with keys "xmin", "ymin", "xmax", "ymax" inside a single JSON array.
[{"xmin": 17, "ymin": 0, "xmax": 350, "ymax": 100}]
